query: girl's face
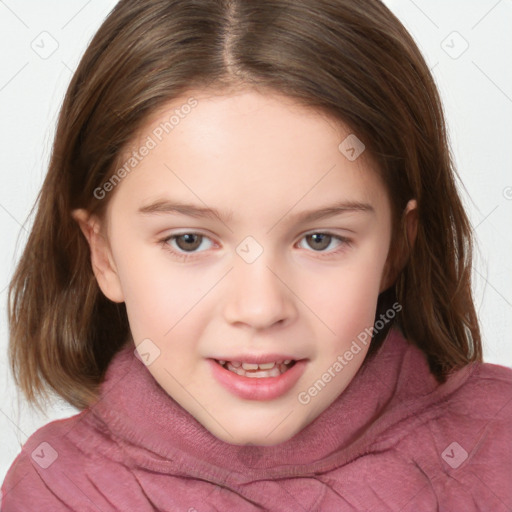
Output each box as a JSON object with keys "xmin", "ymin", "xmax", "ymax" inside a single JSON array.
[{"xmin": 81, "ymin": 89, "xmax": 397, "ymax": 446}]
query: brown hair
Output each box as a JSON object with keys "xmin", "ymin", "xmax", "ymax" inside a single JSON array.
[{"xmin": 8, "ymin": 0, "xmax": 482, "ymax": 411}]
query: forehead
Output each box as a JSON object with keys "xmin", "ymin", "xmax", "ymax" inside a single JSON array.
[
  {"xmin": 107, "ymin": 89, "xmax": 389, "ymax": 223},
  {"xmin": 127, "ymin": 87, "xmax": 368, "ymax": 165}
]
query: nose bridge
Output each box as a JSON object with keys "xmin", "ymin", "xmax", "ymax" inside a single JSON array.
[{"xmin": 223, "ymin": 236, "xmax": 295, "ymax": 329}]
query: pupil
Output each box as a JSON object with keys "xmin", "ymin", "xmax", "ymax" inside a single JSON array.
[
  {"xmin": 308, "ymin": 233, "xmax": 330, "ymax": 251},
  {"xmin": 177, "ymin": 234, "xmax": 201, "ymax": 251}
]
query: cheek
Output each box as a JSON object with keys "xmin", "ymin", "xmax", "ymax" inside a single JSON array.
[
  {"xmin": 300, "ymin": 245, "xmax": 388, "ymax": 340},
  {"xmin": 110, "ymin": 242, "xmax": 181, "ymax": 337},
  {"xmin": 310, "ymin": 271, "xmax": 380, "ymax": 337},
  {"xmin": 114, "ymin": 243, "xmax": 219, "ymax": 347}
]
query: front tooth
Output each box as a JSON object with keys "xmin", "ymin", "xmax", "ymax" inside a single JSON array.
[
  {"xmin": 241, "ymin": 362, "xmax": 259, "ymax": 370},
  {"xmin": 245, "ymin": 367, "xmax": 281, "ymax": 378},
  {"xmin": 258, "ymin": 362, "xmax": 276, "ymax": 370}
]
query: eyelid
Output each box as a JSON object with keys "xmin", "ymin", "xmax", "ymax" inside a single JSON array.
[
  {"xmin": 296, "ymin": 231, "xmax": 352, "ymax": 253},
  {"xmin": 160, "ymin": 229, "xmax": 352, "ymax": 261},
  {"xmin": 162, "ymin": 231, "xmax": 217, "ymax": 249},
  {"xmin": 160, "ymin": 228, "xmax": 351, "ymax": 244}
]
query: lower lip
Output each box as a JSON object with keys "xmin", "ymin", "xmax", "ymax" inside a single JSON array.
[{"xmin": 208, "ymin": 359, "xmax": 308, "ymax": 401}]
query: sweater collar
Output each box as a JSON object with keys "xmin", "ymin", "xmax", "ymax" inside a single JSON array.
[{"xmin": 89, "ymin": 328, "xmax": 467, "ymax": 481}]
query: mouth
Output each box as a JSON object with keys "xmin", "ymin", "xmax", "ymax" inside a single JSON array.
[
  {"xmin": 214, "ymin": 359, "xmax": 297, "ymax": 378},
  {"xmin": 209, "ymin": 358, "xmax": 307, "ymax": 401}
]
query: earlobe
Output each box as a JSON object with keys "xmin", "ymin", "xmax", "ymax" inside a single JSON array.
[{"xmin": 71, "ymin": 208, "xmax": 125, "ymax": 303}]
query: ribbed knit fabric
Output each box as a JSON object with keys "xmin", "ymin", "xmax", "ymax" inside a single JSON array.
[{"xmin": 2, "ymin": 328, "xmax": 512, "ymax": 511}]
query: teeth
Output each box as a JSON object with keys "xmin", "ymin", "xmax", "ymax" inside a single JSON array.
[
  {"xmin": 224, "ymin": 361, "xmax": 292, "ymax": 378},
  {"xmin": 221, "ymin": 361, "xmax": 290, "ymax": 369},
  {"xmin": 241, "ymin": 362, "xmax": 259, "ymax": 370},
  {"xmin": 245, "ymin": 366, "xmax": 281, "ymax": 378},
  {"xmin": 258, "ymin": 362, "xmax": 276, "ymax": 370}
]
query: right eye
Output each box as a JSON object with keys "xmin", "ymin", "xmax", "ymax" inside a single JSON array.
[{"xmin": 160, "ymin": 232, "xmax": 216, "ymax": 259}]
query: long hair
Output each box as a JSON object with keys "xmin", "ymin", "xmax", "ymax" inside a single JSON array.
[{"xmin": 8, "ymin": 0, "xmax": 481, "ymax": 410}]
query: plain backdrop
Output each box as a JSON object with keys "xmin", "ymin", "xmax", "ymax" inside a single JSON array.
[{"xmin": 0, "ymin": 0, "xmax": 511, "ymax": 482}]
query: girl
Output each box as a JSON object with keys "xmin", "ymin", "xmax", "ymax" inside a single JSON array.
[{"xmin": 2, "ymin": 0, "xmax": 511, "ymax": 510}]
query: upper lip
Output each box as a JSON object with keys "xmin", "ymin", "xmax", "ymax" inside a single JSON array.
[{"xmin": 211, "ymin": 354, "xmax": 305, "ymax": 364}]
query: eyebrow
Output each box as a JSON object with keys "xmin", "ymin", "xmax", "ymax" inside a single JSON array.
[{"xmin": 137, "ymin": 199, "xmax": 374, "ymax": 224}]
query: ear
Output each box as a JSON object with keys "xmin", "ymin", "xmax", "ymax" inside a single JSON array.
[
  {"xmin": 379, "ymin": 199, "xmax": 418, "ymax": 292},
  {"xmin": 72, "ymin": 208, "xmax": 125, "ymax": 303}
]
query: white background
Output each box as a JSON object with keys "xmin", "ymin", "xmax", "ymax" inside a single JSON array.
[{"xmin": 0, "ymin": 0, "xmax": 511, "ymax": 482}]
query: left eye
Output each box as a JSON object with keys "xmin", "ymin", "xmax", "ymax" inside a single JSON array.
[
  {"xmin": 165, "ymin": 233, "xmax": 214, "ymax": 253},
  {"xmin": 298, "ymin": 233, "xmax": 346, "ymax": 252}
]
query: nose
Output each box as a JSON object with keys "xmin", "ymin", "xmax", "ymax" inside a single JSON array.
[{"xmin": 223, "ymin": 252, "xmax": 297, "ymax": 330}]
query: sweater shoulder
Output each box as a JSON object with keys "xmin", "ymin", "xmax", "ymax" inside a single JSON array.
[
  {"xmin": 389, "ymin": 361, "xmax": 512, "ymax": 510},
  {"xmin": 1, "ymin": 410, "xmax": 124, "ymax": 511},
  {"xmin": 440, "ymin": 360, "xmax": 512, "ymax": 418},
  {"xmin": 461, "ymin": 359, "xmax": 512, "ymax": 388},
  {"xmin": 408, "ymin": 360, "xmax": 512, "ymax": 447}
]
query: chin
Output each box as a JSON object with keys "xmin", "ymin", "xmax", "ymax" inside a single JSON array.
[{"xmin": 208, "ymin": 418, "xmax": 304, "ymax": 447}]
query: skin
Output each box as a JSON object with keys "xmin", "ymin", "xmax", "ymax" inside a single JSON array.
[{"xmin": 73, "ymin": 88, "xmax": 417, "ymax": 446}]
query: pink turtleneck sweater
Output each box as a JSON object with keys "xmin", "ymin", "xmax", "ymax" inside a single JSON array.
[{"xmin": 2, "ymin": 328, "xmax": 512, "ymax": 511}]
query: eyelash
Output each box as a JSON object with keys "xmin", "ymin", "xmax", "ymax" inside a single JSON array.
[{"xmin": 159, "ymin": 231, "xmax": 352, "ymax": 261}]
